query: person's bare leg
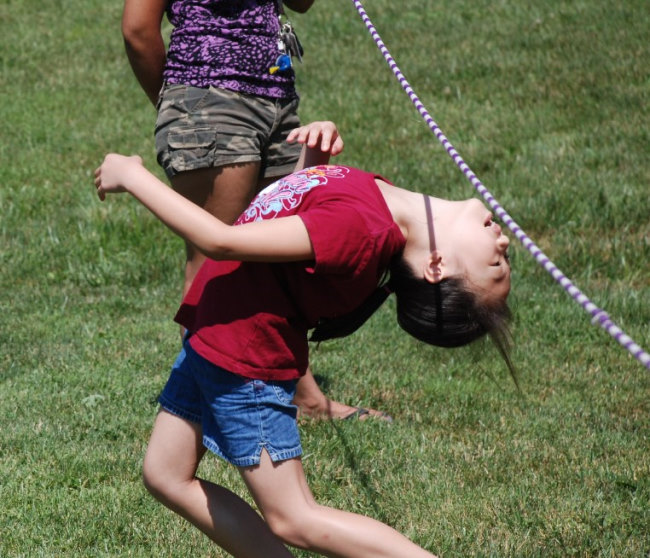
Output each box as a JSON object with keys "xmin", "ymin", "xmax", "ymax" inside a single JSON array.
[
  {"xmin": 172, "ymin": 164, "xmax": 390, "ymax": 421},
  {"xmin": 143, "ymin": 410, "xmax": 293, "ymax": 557},
  {"xmin": 294, "ymin": 368, "xmax": 391, "ymax": 421},
  {"xmin": 240, "ymin": 451, "xmax": 437, "ymax": 557},
  {"xmin": 171, "ymin": 163, "xmax": 260, "ymax": 298}
]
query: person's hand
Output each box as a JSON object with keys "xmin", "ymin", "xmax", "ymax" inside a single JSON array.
[
  {"xmin": 94, "ymin": 154, "xmax": 144, "ymax": 201},
  {"xmin": 283, "ymin": 0, "xmax": 315, "ymax": 14},
  {"xmin": 287, "ymin": 121, "xmax": 344, "ymax": 157}
]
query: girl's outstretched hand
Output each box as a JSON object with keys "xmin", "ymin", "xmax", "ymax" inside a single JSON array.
[
  {"xmin": 94, "ymin": 154, "xmax": 144, "ymax": 201},
  {"xmin": 287, "ymin": 121, "xmax": 344, "ymax": 156}
]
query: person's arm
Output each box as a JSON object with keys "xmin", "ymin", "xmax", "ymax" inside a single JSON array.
[
  {"xmin": 122, "ymin": 0, "xmax": 168, "ymax": 106},
  {"xmin": 288, "ymin": 121, "xmax": 344, "ymax": 172},
  {"xmin": 95, "ymin": 155, "xmax": 314, "ymax": 263},
  {"xmin": 283, "ymin": 0, "xmax": 315, "ymax": 14}
]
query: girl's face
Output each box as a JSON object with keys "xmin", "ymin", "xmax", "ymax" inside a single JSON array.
[{"xmin": 444, "ymin": 199, "xmax": 511, "ymax": 304}]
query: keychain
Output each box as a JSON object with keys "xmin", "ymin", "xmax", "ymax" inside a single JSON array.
[
  {"xmin": 269, "ymin": 8, "xmax": 304, "ymax": 74},
  {"xmin": 280, "ymin": 21, "xmax": 303, "ymax": 62}
]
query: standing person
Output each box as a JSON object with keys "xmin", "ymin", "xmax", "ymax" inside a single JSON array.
[
  {"xmin": 121, "ymin": 0, "xmax": 386, "ymax": 419},
  {"xmin": 94, "ymin": 121, "xmax": 512, "ymax": 557}
]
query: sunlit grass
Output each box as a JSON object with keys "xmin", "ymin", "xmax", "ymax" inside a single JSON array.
[{"xmin": 1, "ymin": 0, "xmax": 648, "ymax": 556}]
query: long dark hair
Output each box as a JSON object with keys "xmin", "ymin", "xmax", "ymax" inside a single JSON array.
[{"xmin": 310, "ymin": 257, "xmax": 515, "ymax": 379}]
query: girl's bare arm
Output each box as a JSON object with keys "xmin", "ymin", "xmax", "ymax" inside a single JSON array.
[
  {"xmin": 122, "ymin": 0, "xmax": 168, "ymax": 106},
  {"xmin": 283, "ymin": 0, "xmax": 316, "ymax": 14},
  {"xmin": 94, "ymin": 155, "xmax": 314, "ymax": 263}
]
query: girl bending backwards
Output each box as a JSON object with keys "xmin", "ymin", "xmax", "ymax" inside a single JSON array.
[{"xmin": 94, "ymin": 121, "xmax": 512, "ymax": 557}]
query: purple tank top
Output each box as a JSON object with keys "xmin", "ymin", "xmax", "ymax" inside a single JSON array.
[{"xmin": 163, "ymin": 0, "xmax": 297, "ymax": 99}]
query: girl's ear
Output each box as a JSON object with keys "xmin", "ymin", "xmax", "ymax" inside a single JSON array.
[{"xmin": 424, "ymin": 250, "xmax": 445, "ymax": 284}]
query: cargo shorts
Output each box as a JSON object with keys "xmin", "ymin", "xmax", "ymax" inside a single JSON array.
[{"xmin": 155, "ymin": 84, "xmax": 302, "ymax": 180}]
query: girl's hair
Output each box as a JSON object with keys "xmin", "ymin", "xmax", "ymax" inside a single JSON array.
[{"xmin": 310, "ymin": 257, "xmax": 515, "ymax": 379}]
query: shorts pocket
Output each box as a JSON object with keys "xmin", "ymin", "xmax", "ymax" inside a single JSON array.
[
  {"xmin": 182, "ymin": 86, "xmax": 212, "ymax": 114},
  {"xmin": 271, "ymin": 380, "xmax": 297, "ymax": 406},
  {"xmin": 166, "ymin": 126, "xmax": 217, "ymax": 174}
]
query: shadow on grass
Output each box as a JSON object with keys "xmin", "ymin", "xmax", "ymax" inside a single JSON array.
[{"xmin": 323, "ymin": 415, "xmax": 391, "ymax": 525}]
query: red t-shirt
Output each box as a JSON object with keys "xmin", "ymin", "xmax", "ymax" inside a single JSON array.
[{"xmin": 175, "ymin": 165, "xmax": 406, "ymax": 380}]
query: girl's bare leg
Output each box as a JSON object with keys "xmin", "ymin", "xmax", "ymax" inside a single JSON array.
[
  {"xmin": 143, "ymin": 410, "xmax": 293, "ymax": 558},
  {"xmin": 171, "ymin": 163, "xmax": 260, "ymax": 298},
  {"xmin": 240, "ymin": 451, "xmax": 437, "ymax": 558},
  {"xmin": 293, "ymin": 367, "xmax": 390, "ymax": 420}
]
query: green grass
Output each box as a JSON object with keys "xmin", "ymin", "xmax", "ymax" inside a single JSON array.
[{"xmin": 1, "ymin": 0, "xmax": 648, "ymax": 556}]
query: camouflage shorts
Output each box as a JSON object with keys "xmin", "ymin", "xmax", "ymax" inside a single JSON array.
[{"xmin": 154, "ymin": 84, "xmax": 301, "ymax": 179}]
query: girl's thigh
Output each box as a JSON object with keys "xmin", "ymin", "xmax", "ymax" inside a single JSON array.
[
  {"xmin": 144, "ymin": 409, "xmax": 206, "ymax": 482},
  {"xmin": 239, "ymin": 450, "xmax": 316, "ymax": 519},
  {"xmin": 171, "ymin": 163, "xmax": 261, "ymax": 224}
]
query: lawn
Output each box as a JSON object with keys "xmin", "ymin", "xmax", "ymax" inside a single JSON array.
[{"xmin": 1, "ymin": 0, "xmax": 648, "ymax": 556}]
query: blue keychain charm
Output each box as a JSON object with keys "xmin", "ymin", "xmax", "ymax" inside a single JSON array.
[{"xmin": 270, "ymin": 53, "xmax": 292, "ymax": 74}]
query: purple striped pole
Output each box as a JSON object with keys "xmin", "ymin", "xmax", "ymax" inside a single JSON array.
[{"xmin": 351, "ymin": 0, "xmax": 650, "ymax": 370}]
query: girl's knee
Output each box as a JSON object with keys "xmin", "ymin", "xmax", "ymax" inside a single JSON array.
[
  {"xmin": 141, "ymin": 459, "xmax": 166, "ymax": 501},
  {"xmin": 265, "ymin": 514, "xmax": 306, "ymax": 548},
  {"xmin": 141, "ymin": 455, "xmax": 186, "ymax": 504},
  {"xmin": 263, "ymin": 506, "xmax": 323, "ymax": 550}
]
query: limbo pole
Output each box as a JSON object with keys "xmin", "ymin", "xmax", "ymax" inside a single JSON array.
[{"xmin": 351, "ymin": 0, "xmax": 650, "ymax": 370}]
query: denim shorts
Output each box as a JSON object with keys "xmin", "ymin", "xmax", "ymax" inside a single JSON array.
[
  {"xmin": 155, "ymin": 84, "xmax": 302, "ymax": 179},
  {"xmin": 159, "ymin": 338, "xmax": 302, "ymax": 467}
]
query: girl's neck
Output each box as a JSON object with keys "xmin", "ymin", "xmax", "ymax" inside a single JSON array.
[
  {"xmin": 377, "ymin": 179, "xmax": 466, "ymax": 234},
  {"xmin": 376, "ymin": 180, "xmax": 437, "ymax": 236},
  {"xmin": 375, "ymin": 181, "xmax": 434, "ymax": 270},
  {"xmin": 376, "ymin": 179, "xmax": 467, "ymax": 271}
]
